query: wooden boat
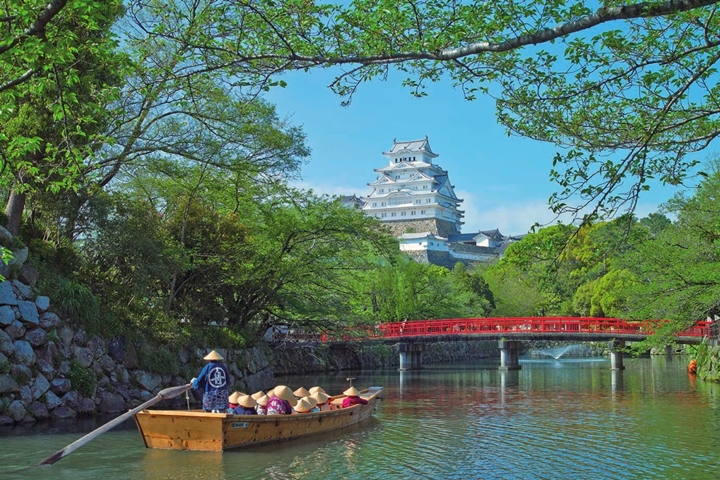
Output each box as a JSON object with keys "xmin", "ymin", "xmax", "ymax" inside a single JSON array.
[{"xmin": 134, "ymin": 386, "xmax": 383, "ymax": 452}]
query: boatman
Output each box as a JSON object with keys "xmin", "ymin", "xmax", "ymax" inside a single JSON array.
[{"xmin": 191, "ymin": 350, "xmax": 230, "ymax": 413}]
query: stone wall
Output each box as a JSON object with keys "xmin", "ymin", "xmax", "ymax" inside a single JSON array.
[
  {"xmin": 0, "ymin": 280, "xmax": 281, "ymax": 425},
  {"xmin": 381, "ymin": 218, "xmax": 459, "ymax": 237},
  {"xmin": 270, "ymin": 340, "xmax": 500, "ymax": 373},
  {"xmin": 698, "ymin": 342, "xmax": 720, "ymax": 382},
  {"xmin": 405, "ymin": 250, "xmax": 479, "ymax": 268}
]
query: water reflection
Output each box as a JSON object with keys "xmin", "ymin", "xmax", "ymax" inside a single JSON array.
[{"xmin": 3, "ymin": 357, "xmax": 720, "ymax": 479}]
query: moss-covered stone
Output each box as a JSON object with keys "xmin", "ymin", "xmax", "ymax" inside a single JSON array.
[{"xmin": 697, "ymin": 342, "xmax": 720, "ymax": 382}]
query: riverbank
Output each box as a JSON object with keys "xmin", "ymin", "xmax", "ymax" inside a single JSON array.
[
  {"xmin": 2, "ymin": 270, "xmax": 716, "ymax": 426},
  {"xmin": 0, "ymin": 275, "xmax": 504, "ymax": 425}
]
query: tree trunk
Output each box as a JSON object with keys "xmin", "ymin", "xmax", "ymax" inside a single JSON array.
[{"xmin": 5, "ymin": 189, "xmax": 26, "ymax": 236}]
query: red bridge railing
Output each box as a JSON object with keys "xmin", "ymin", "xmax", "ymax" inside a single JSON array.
[{"xmin": 320, "ymin": 317, "xmax": 712, "ymax": 342}]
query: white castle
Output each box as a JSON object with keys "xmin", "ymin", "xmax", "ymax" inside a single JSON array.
[{"xmin": 344, "ymin": 137, "xmax": 521, "ymax": 267}]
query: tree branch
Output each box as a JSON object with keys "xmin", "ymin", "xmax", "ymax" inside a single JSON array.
[{"xmin": 0, "ymin": 0, "xmax": 68, "ymax": 55}]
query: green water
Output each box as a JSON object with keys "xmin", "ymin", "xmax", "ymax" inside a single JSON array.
[{"xmin": 1, "ymin": 355, "xmax": 719, "ymax": 479}]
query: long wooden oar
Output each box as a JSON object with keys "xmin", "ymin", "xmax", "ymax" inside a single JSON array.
[{"xmin": 37, "ymin": 383, "xmax": 193, "ymax": 466}]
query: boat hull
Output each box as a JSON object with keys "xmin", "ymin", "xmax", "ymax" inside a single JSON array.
[{"xmin": 135, "ymin": 387, "xmax": 383, "ymax": 451}]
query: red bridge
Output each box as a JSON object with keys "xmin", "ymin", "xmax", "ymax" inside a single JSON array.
[
  {"xmin": 318, "ymin": 317, "xmax": 713, "ymax": 371},
  {"xmin": 322, "ymin": 317, "xmax": 712, "ymax": 343}
]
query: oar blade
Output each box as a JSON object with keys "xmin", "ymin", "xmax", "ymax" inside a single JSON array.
[{"xmin": 37, "ymin": 383, "xmax": 192, "ymax": 466}]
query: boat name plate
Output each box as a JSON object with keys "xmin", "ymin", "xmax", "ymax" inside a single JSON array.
[{"xmin": 231, "ymin": 422, "xmax": 249, "ymax": 429}]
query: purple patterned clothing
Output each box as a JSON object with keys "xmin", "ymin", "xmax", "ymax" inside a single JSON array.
[{"xmin": 266, "ymin": 397, "xmax": 292, "ymax": 415}]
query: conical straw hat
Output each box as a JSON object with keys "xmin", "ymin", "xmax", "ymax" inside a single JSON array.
[
  {"xmin": 203, "ymin": 349, "xmax": 224, "ymax": 361},
  {"xmin": 294, "ymin": 396, "xmax": 318, "ymax": 413},
  {"xmin": 251, "ymin": 391, "xmax": 265, "ymax": 400},
  {"xmin": 257, "ymin": 395, "xmax": 269, "ymax": 406},
  {"xmin": 309, "ymin": 386, "xmax": 326, "ymax": 395},
  {"xmin": 311, "ymin": 391, "xmax": 330, "ymax": 404},
  {"xmin": 343, "ymin": 386, "xmax": 361, "ymax": 397},
  {"xmin": 293, "ymin": 387, "xmax": 310, "ymax": 397},
  {"xmin": 273, "ymin": 385, "xmax": 296, "ymax": 402},
  {"xmin": 228, "ymin": 391, "xmax": 241, "ymax": 404},
  {"xmin": 238, "ymin": 394, "xmax": 257, "ymax": 409}
]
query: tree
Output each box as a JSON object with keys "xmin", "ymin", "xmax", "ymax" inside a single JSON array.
[
  {"xmin": 624, "ymin": 159, "xmax": 720, "ymax": 334},
  {"xmin": 132, "ymin": 0, "xmax": 720, "ymax": 221},
  {"xmin": 356, "ymin": 257, "xmax": 473, "ymax": 322},
  {"xmin": 572, "ymin": 268, "xmax": 639, "ymax": 317},
  {"xmin": 1, "ymin": 0, "xmax": 74, "ymax": 92},
  {"xmin": 450, "ymin": 263, "xmax": 495, "ymax": 316},
  {"xmin": 0, "ymin": 0, "xmax": 126, "ymax": 234},
  {"xmin": 20, "ymin": 4, "xmax": 309, "ymax": 244}
]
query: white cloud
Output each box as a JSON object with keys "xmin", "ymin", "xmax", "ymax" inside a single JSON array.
[{"xmin": 457, "ymin": 190, "xmax": 559, "ymax": 235}]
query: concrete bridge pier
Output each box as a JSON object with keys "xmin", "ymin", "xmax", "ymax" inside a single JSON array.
[
  {"xmin": 398, "ymin": 343, "xmax": 423, "ymax": 371},
  {"xmin": 609, "ymin": 339, "xmax": 626, "ymax": 370},
  {"xmin": 499, "ymin": 339, "xmax": 522, "ymax": 371}
]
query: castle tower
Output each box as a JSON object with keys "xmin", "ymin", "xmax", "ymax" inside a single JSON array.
[{"xmin": 363, "ymin": 137, "xmax": 464, "ymax": 237}]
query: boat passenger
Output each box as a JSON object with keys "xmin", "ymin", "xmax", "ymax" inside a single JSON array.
[
  {"xmin": 311, "ymin": 391, "xmax": 334, "ymax": 411},
  {"xmin": 227, "ymin": 391, "xmax": 242, "ymax": 412},
  {"xmin": 232, "ymin": 394, "xmax": 258, "ymax": 415},
  {"xmin": 266, "ymin": 385, "xmax": 295, "ymax": 415},
  {"xmin": 256, "ymin": 394, "xmax": 269, "ymax": 415},
  {"xmin": 294, "ymin": 386, "xmax": 311, "ymax": 398},
  {"xmin": 309, "ymin": 386, "xmax": 326, "ymax": 395},
  {"xmin": 293, "ymin": 396, "xmax": 318, "ymax": 414},
  {"xmin": 341, "ymin": 386, "xmax": 368, "ymax": 408},
  {"xmin": 191, "ymin": 350, "xmax": 230, "ymax": 413}
]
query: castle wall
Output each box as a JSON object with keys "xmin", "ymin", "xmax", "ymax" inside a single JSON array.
[{"xmin": 381, "ymin": 218, "xmax": 459, "ymax": 237}]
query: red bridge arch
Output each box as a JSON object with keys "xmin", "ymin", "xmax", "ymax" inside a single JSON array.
[{"xmin": 320, "ymin": 317, "xmax": 712, "ymax": 343}]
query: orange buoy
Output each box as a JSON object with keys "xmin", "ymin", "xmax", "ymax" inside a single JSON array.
[{"xmin": 688, "ymin": 359, "xmax": 698, "ymax": 374}]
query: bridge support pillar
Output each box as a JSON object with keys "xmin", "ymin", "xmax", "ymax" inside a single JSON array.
[
  {"xmin": 398, "ymin": 343, "xmax": 423, "ymax": 371},
  {"xmin": 498, "ymin": 339, "xmax": 522, "ymax": 371},
  {"xmin": 609, "ymin": 339, "xmax": 626, "ymax": 370}
]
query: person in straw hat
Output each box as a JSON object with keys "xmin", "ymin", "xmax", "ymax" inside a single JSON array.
[
  {"xmin": 293, "ymin": 386, "xmax": 310, "ymax": 398},
  {"xmin": 341, "ymin": 386, "xmax": 368, "ymax": 409},
  {"xmin": 265, "ymin": 385, "xmax": 295, "ymax": 415},
  {"xmin": 311, "ymin": 391, "xmax": 334, "ymax": 412},
  {"xmin": 308, "ymin": 386, "xmax": 326, "ymax": 395},
  {"xmin": 293, "ymin": 396, "xmax": 318, "ymax": 414},
  {"xmin": 227, "ymin": 391, "xmax": 243, "ymax": 412},
  {"xmin": 256, "ymin": 394, "xmax": 270, "ymax": 415},
  {"xmin": 191, "ymin": 350, "xmax": 230, "ymax": 413},
  {"xmin": 232, "ymin": 394, "xmax": 258, "ymax": 415}
]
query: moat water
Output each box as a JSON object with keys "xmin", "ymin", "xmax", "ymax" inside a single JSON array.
[{"xmin": 1, "ymin": 355, "xmax": 719, "ymax": 479}]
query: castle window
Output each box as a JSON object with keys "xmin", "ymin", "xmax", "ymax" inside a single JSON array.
[
  {"xmin": 391, "ymin": 212, "xmax": 396, "ymax": 217},
  {"xmin": 372, "ymin": 203, "xmax": 377, "ymax": 207},
  {"xmin": 401, "ymin": 211, "xmax": 406, "ymax": 216},
  {"xmin": 380, "ymin": 189, "xmax": 384, "ymax": 193},
  {"xmin": 421, "ymin": 210, "xmax": 426, "ymax": 214},
  {"xmin": 381, "ymin": 213, "xmax": 386, "ymax": 217},
  {"xmin": 411, "ymin": 211, "xmax": 416, "ymax": 215},
  {"xmin": 423, "ymin": 185, "xmax": 428, "ymax": 189}
]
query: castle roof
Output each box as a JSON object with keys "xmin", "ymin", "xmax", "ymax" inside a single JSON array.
[
  {"xmin": 475, "ymin": 229, "xmax": 504, "ymax": 241},
  {"xmin": 383, "ymin": 137, "xmax": 438, "ymax": 158}
]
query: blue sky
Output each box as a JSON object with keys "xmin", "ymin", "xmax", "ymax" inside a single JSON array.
[{"xmin": 266, "ymin": 68, "xmax": 699, "ymax": 236}]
